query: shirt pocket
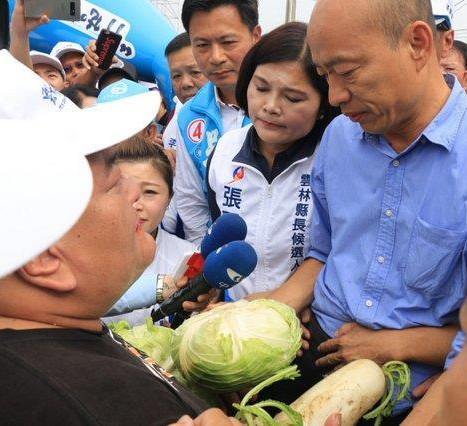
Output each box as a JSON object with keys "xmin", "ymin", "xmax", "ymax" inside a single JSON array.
[{"xmin": 404, "ymin": 217, "xmax": 466, "ymax": 297}]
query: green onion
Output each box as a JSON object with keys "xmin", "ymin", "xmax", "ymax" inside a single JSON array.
[
  {"xmin": 233, "ymin": 365, "xmax": 303, "ymax": 426},
  {"xmin": 363, "ymin": 361, "xmax": 411, "ymax": 426}
]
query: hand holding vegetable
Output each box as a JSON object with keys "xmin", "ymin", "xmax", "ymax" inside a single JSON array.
[
  {"xmin": 316, "ymin": 323, "xmax": 396, "ymax": 368},
  {"xmin": 168, "ymin": 409, "xmax": 243, "ymax": 426},
  {"xmin": 325, "ymin": 413, "xmax": 342, "ymax": 426}
]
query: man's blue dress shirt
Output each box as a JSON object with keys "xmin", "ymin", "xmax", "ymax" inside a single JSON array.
[
  {"xmin": 445, "ymin": 330, "xmax": 465, "ymax": 369},
  {"xmin": 308, "ymin": 77, "xmax": 467, "ymax": 409}
]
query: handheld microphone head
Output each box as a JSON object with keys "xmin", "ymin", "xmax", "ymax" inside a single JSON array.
[
  {"xmin": 203, "ymin": 240, "xmax": 257, "ymax": 290},
  {"xmin": 200, "ymin": 213, "xmax": 247, "ymax": 259}
]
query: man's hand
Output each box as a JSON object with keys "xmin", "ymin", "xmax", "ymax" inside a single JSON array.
[
  {"xmin": 82, "ymin": 39, "xmax": 118, "ymax": 74},
  {"xmin": 325, "ymin": 413, "xmax": 342, "ymax": 426},
  {"xmin": 316, "ymin": 323, "xmax": 394, "ymax": 367},
  {"xmin": 162, "ymin": 275, "xmax": 220, "ymax": 313},
  {"xmin": 297, "ymin": 307, "xmax": 311, "ymax": 357},
  {"xmin": 9, "ymin": 0, "xmax": 49, "ymax": 69},
  {"xmin": 412, "ymin": 373, "xmax": 442, "ymax": 398},
  {"xmin": 10, "ymin": 0, "xmax": 49, "ymax": 37},
  {"xmin": 168, "ymin": 409, "xmax": 342, "ymax": 426},
  {"xmin": 168, "ymin": 408, "xmax": 243, "ymax": 426}
]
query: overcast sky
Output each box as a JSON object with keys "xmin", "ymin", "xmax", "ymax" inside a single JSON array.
[{"xmin": 258, "ymin": 0, "xmax": 467, "ymax": 42}]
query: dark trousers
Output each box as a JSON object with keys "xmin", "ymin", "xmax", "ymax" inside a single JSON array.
[{"xmin": 259, "ymin": 313, "xmax": 409, "ymax": 425}]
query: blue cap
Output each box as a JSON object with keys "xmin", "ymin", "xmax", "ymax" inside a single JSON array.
[{"xmin": 97, "ymin": 79, "xmax": 149, "ymax": 104}]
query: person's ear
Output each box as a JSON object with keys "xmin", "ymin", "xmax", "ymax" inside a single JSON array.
[
  {"xmin": 405, "ymin": 21, "xmax": 433, "ymax": 71},
  {"xmin": 460, "ymin": 70, "xmax": 467, "ymax": 90},
  {"xmin": 145, "ymin": 123, "xmax": 157, "ymax": 140},
  {"xmin": 17, "ymin": 247, "xmax": 77, "ymax": 292},
  {"xmin": 63, "ymin": 80, "xmax": 70, "ymax": 89},
  {"xmin": 252, "ymin": 24, "xmax": 262, "ymax": 44}
]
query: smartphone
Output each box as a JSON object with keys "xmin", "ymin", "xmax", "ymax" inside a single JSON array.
[
  {"xmin": 94, "ymin": 29, "xmax": 122, "ymax": 70},
  {"xmin": 0, "ymin": 0, "xmax": 9, "ymax": 50},
  {"xmin": 24, "ymin": 0, "xmax": 81, "ymax": 21}
]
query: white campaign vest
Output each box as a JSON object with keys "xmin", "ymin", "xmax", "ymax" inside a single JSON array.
[{"xmin": 208, "ymin": 125, "xmax": 315, "ymax": 300}]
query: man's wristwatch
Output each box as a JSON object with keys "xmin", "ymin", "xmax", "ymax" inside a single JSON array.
[{"xmin": 155, "ymin": 274, "xmax": 165, "ymax": 304}]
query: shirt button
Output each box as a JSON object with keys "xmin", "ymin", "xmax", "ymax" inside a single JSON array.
[
  {"xmin": 377, "ymin": 256, "xmax": 385, "ymax": 264},
  {"xmin": 392, "ymin": 160, "xmax": 400, "ymax": 167},
  {"xmin": 385, "ymin": 209, "xmax": 393, "ymax": 217},
  {"xmin": 365, "ymin": 299, "xmax": 373, "ymax": 307}
]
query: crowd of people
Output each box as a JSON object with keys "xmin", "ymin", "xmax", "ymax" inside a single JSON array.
[{"xmin": 1, "ymin": 0, "xmax": 467, "ymax": 424}]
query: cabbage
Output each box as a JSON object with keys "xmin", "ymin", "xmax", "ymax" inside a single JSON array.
[
  {"xmin": 172, "ymin": 299, "xmax": 302, "ymax": 392},
  {"xmin": 109, "ymin": 318, "xmax": 220, "ymax": 406},
  {"xmin": 109, "ymin": 317, "xmax": 175, "ymax": 372}
]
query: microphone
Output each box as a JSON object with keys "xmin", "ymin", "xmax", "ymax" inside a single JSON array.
[
  {"xmin": 171, "ymin": 213, "xmax": 248, "ymax": 280},
  {"xmin": 152, "ymin": 240, "xmax": 257, "ymax": 322},
  {"xmin": 200, "ymin": 213, "xmax": 248, "ymax": 258}
]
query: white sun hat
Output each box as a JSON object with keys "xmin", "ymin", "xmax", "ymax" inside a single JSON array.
[
  {"xmin": 0, "ymin": 49, "xmax": 161, "ymax": 155},
  {"xmin": 30, "ymin": 50, "xmax": 67, "ymax": 80},
  {"xmin": 50, "ymin": 41, "xmax": 85, "ymax": 60},
  {"xmin": 0, "ymin": 119, "xmax": 93, "ymax": 278}
]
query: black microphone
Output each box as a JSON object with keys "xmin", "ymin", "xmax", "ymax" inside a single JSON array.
[{"xmin": 151, "ymin": 241, "xmax": 257, "ymax": 322}]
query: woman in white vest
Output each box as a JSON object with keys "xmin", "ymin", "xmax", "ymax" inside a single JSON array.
[{"xmin": 206, "ymin": 22, "xmax": 339, "ymax": 300}]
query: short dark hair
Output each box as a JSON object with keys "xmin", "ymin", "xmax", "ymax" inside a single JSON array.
[
  {"xmin": 165, "ymin": 32, "xmax": 191, "ymax": 57},
  {"xmin": 61, "ymin": 85, "xmax": 99, "ymax": 108},
  {"xmin": 453, "ymin": 40, "xmax": 467, "ymax": 69},
  {"xmin": 181, "ymin": 0, "xmax": 258, "ymax": 33},
  {"xmin": 236, "ymin": 21, "xmax": 339, "ymax": 137},
  {"xmin": 111, "ymin": 136, "xmax": 174, "ymax": 198}
]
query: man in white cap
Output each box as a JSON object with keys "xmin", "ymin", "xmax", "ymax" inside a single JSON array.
[
  {"xmin": 431, "ymin": 0, "xmax": 455, "ymax": 60},
  {"xmin": 0, "ymin": 49, "xmax": 213, "ymax": 423},
  {"xmin": 50, "ymin": 40, "xmax": 91, "ymax": 86},
  {"xmin": 29, "ymin": 50, "xmax": 68, "ymax": 90}
]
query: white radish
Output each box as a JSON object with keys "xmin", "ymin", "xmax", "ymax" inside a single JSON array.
[{"xmin": 274, "ymin": 359, "xmax": 386, "ymax": 426}]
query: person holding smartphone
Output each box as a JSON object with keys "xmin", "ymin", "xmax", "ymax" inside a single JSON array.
[{"xmin": 8, "ymin": 0, "xmax": 49, "ymax": 70}]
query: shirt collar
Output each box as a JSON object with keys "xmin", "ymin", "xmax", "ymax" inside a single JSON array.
[
  {"xmin": 234, "ymin": 126, "xmax": 318, "ymax": 166},
  {"xmin": 214, "ymin": 86, "xmax": 240, "ymax": 110},
  {"xmin": 421, "ymin": 75, "xmax": 467, "ymax": 152},
  {"xmin": 358, "ymin": 74, "xmax": 467, "ymax": 152}
]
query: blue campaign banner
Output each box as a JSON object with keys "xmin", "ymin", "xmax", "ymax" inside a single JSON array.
[{"xmin": 8, "ymin": 0, "xmax": 177, "ymax": 108}]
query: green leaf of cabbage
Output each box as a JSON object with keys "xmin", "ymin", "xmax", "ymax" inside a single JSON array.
[
  {"xmin": 171, "ymin": 299, "xmax": 302, "ymax": 392},
  {"xmin": 109, "ymin": 317, "xmax": 175, "ymax": 372}
]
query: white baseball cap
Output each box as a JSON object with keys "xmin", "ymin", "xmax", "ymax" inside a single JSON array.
[
  {"xmin": 50, "ymin": 41, "xmax": 85, "ymax": 60},
  {"xmin": 30, "ymin": 50, "xmax": 67, "ymax": 80},
  {"xmin": 431, "ymin": 0, "xmax": 454, "ymax": 29},
  {"xmin": 0, "ymin": 50, "xmax": 161, "ymax": 155},
  {"xmin": 0, "ymin": 119, "xmax": 93, "ymax": 278}
]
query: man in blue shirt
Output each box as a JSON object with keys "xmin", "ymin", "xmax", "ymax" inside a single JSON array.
[{"xmin": 255, "ymin": 0, "xmax": 467, "ymax": 418}]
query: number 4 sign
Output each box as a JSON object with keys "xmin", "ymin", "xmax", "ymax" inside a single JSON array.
[{"xmin": 187, "ymin": 119, "xmax": 205, "ymax": 143}]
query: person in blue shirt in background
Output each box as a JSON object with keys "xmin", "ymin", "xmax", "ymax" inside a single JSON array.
[
  {"xmin": 248, "ymin": 0, "xmax": 467, "ymax": 421},
  {"xmin": 174, "ymin": 0, "xmax": 261, "ymax": 244}
]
